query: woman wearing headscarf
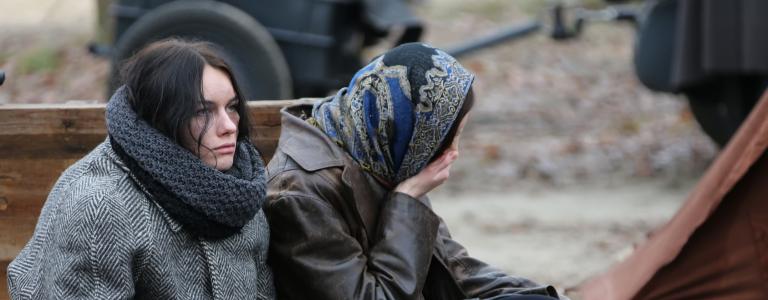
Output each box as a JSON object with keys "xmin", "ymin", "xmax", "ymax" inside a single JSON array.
[
  {"xmin": 7, "ymin": 39, "xmax": 274, "ymax": 299},
  {"xmin": 265, "ymin": 43, "xmax": 564, "ymax": 300}
]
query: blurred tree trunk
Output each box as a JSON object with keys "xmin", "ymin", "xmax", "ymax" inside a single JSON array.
[{"xmin": 95, "ymin": 0, "xmax": 114, "ymax": 44}]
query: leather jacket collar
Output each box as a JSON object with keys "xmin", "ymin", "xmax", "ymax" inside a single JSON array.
[{"xmin": 275, "ymin": 103, "xmax": 384, "ymax": 243}]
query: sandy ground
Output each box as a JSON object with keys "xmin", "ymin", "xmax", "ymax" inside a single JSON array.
[
  {"xmin": 430, "ymin": 180, "xmax": 692, "ymax": 294},
  {"xmin": 415, "ymin": 2, "xmax": 714, "ymax": 292},
  {"xmin": 0, "ymin": 0, "xmax": 94, "ymax": 30},
  {"xmin": 0, "ymin": 0, "xmax": 107, "ymax": 104},
  {"xmin": 0, "ymin": 0, "xmax": 717, "ymax": 297}
]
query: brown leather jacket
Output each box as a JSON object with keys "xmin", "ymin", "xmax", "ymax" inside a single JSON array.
[{"xmin": 265, "ymin": 104, "xmax": 561, "ymax": 300}]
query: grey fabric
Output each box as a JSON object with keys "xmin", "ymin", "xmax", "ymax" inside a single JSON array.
[
  {"xmin": 106, "ymin": 86, "xmax": 267, "ymax": 238},
  {"xmin": 363, "ymin": 0, "xmax": 421, "ymax": 31},
  {"xmin": 634, "ymin": 0, "xmax": 768, "ymax": 91},
  {"xmin": 7, "ymin": 141, "xmax": 275, "ymax": 299},
  {"xmin": 672, "ymin": 0, "xmax": 768, "ymax": 88}
]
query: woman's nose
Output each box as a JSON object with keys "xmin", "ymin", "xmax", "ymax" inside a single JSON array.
[{"xmin": 217, "ymin": 110, "xmax": 238, "ymax": 135}]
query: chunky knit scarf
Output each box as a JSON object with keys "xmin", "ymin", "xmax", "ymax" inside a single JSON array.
[{"xmin": 106, "ymin": 86, "xmax": 266, "ymax": 240}]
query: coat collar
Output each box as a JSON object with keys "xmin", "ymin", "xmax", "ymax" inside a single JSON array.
[
  {"xmin": 278, "ymin": 103, "xmax": 384, "ymax": 243},
  {"xmin": 277, "ymin": 103, "xmax": 346, "ymax": 172}
]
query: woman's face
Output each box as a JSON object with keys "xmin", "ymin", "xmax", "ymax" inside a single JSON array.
[
  {"xmin": 183, "ymin": 64, "xmax": 241, "ymax": 171},
  {"xmin": 448, "ymin": 113, "xmax": 469, "ymax": 156}
]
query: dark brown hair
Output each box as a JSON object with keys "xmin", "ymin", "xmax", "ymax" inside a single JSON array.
[
  {"xmin": 119, "ymin": 38, "xmax": 251, "ymax": 153},
  {"xmin": 431, "ymin": 87, "xmax": 475, "ymax": 161}
]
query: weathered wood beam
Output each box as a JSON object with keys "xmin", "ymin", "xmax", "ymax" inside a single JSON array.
[{"xmin": 0, "ymin": 99, "xmax": 312, "ymax": 159}]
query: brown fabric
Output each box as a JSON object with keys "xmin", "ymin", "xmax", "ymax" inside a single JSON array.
[
  {"xmin": 264, "ymin": 104, "xmax": 561, "ymax": 300},
  {"xmin": 635, "ymin": 154, "xmax": 768, "ymax": 299},
  {"xmin": 580, "ymin": 89, "xmax": 768, "ymax": 300}
]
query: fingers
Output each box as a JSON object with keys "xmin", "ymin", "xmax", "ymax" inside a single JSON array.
[
  {"xmin": 424, "ymin": 153, "xmax": 446, "ymax": 172},
  {"xmin": 396, "ymin": 150, "xmax": 458, "ymax": 198},
  {"xmin": 435, "ymin": 150, "xmax": 458, "ymax": 171},
  {"xmin": 434, "ymin": 164, "xmax": 451, "ymax": 183},
  {"xmin": 427, "ymin": 150, "xmax": 457, "ymax": 180}
]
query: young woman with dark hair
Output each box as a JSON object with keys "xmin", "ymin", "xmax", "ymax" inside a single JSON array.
[
  {"xmin": 7, "ymin": 39, "xmax": 275, "ymax": 299},
  {"xmin": 265, "ymin": 43, "xmax": 565, "ymax": 300}
]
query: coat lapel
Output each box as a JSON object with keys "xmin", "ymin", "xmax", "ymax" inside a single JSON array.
[
  {"xmin": 278, "ymin": 103, "xmax": 384, "ymax": 249},
  {"xmin": 340, "ymin": 163, "xmax": 385, "ymax": 250}
]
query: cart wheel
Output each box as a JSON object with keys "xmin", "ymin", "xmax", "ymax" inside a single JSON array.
[
  {"xmin": 110, "ymin": 0, "xmax": 292, "ymax": 100},
  {"xmin": 685, "ymin": 76, "xmax": 768, "ymax": 146}
]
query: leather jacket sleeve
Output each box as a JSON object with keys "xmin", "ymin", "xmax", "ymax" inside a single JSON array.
[
  {"xmin": 266, "ymin": 189, "xmax": 441, "ymax": 300},
  {"xmin": 432, "ymin": 216, "xmax": 563, "ymax": 299}
]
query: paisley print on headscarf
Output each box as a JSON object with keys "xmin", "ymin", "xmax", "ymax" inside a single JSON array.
[{"xmin": 311, "ymin": 43, "xmax": 474, "ymax": 184}]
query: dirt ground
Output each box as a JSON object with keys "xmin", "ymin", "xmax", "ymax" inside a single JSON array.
[
  {"xmin": 416, "ymin": 1, "xmax": 714, "ymax": 293},
  {"xmin": 430, "ymin": 181, "xmax": 692, "ymax": 295},
  {"xmin": 0, "ymin": 0, "xmax": 718, "ymax": 297}
]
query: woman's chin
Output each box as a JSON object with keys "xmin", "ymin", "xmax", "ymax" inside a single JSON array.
[
  {"xmin": 203, "ymin": 156, "xmax": 234, "ymax": 171},
  {"xmin": 217, "ymin": 160, "xmax": 234, "ymax": 171}
]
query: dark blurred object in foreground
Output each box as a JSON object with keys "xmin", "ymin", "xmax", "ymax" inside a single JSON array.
[
  {"xmin": 635, "ymin": 0, "xmax": 768, "ymax": 145},
  {"xmin": 0, "ymin": 71, "xmax": 5, "ymax": 87},
  {"xmin": 581, "ymin": 89, "xmax": 768, "ymax": 300}
]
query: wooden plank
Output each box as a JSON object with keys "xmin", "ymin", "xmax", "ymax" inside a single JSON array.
[
  {"xmin": 0, "ymin": 129, "xmax": 280, "ymax": 160},
  {"xmin": 1, "ymin": 260, "xmax": 8, "ymax": 300},
  {"xmin": 0, "ymin": 99, "xmax": 314, "ymax": 159},
  {"xmin": 0, "ymin": 134, "xmax": 109, "ymax": 159},
  {"xmin": 0, "ymin": 99, "xmax": 309, "ymax": 131},
  {"xmin": 0, "ymin": 159, "xmax": 74, "ymax": 263},
  {"xmin": 0, "ymin": 104, "xmax": 106, "ymax": 135},
  {"xmin": 0, "ymin": 159, "xmax": 72, "ymax": 215},
  {"xmin": 0, "ymin": 216, "xmax": 36, "ymax": 263}
]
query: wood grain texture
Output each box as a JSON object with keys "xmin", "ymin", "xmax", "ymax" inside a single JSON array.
[
  {"xmin": 0, "ymin": 99, "xmax": 314, "ymax": 159},
  {"xmin": 1, "ymin": 260, "xmax": 7, "ymax": 299}
]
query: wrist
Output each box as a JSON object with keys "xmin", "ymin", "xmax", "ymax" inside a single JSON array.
[{"xmin": 395, "ymin": 182, "xmax": 420, "ymax": 198}]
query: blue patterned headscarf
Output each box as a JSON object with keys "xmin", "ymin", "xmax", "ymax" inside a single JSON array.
[{"xmin": 311, "ymin": 43, "xmax": 474, "ymax": 184}]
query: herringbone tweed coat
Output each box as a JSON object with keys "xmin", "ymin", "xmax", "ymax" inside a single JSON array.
[{"xmin": 7, "ymin": 141, "xmax": 275, "ymax": 299}]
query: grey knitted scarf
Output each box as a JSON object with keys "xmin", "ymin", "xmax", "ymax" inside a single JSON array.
[{"xmin": 106, "ymin": 86, "xmax": 266, "ymax": 239}]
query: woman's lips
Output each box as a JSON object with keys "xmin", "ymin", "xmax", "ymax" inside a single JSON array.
[{"xmin": 214, "ymin": 144, "xmax": 236, "ymax": 155}]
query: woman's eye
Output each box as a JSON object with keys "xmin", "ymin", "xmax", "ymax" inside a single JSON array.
[
  {"xmin": 195, "ymin": 108, "xmax": 208, "ymax": 116},
  {"xmin": 227, "ymin": 103, "xmax": 239, "ymax": 112}
]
